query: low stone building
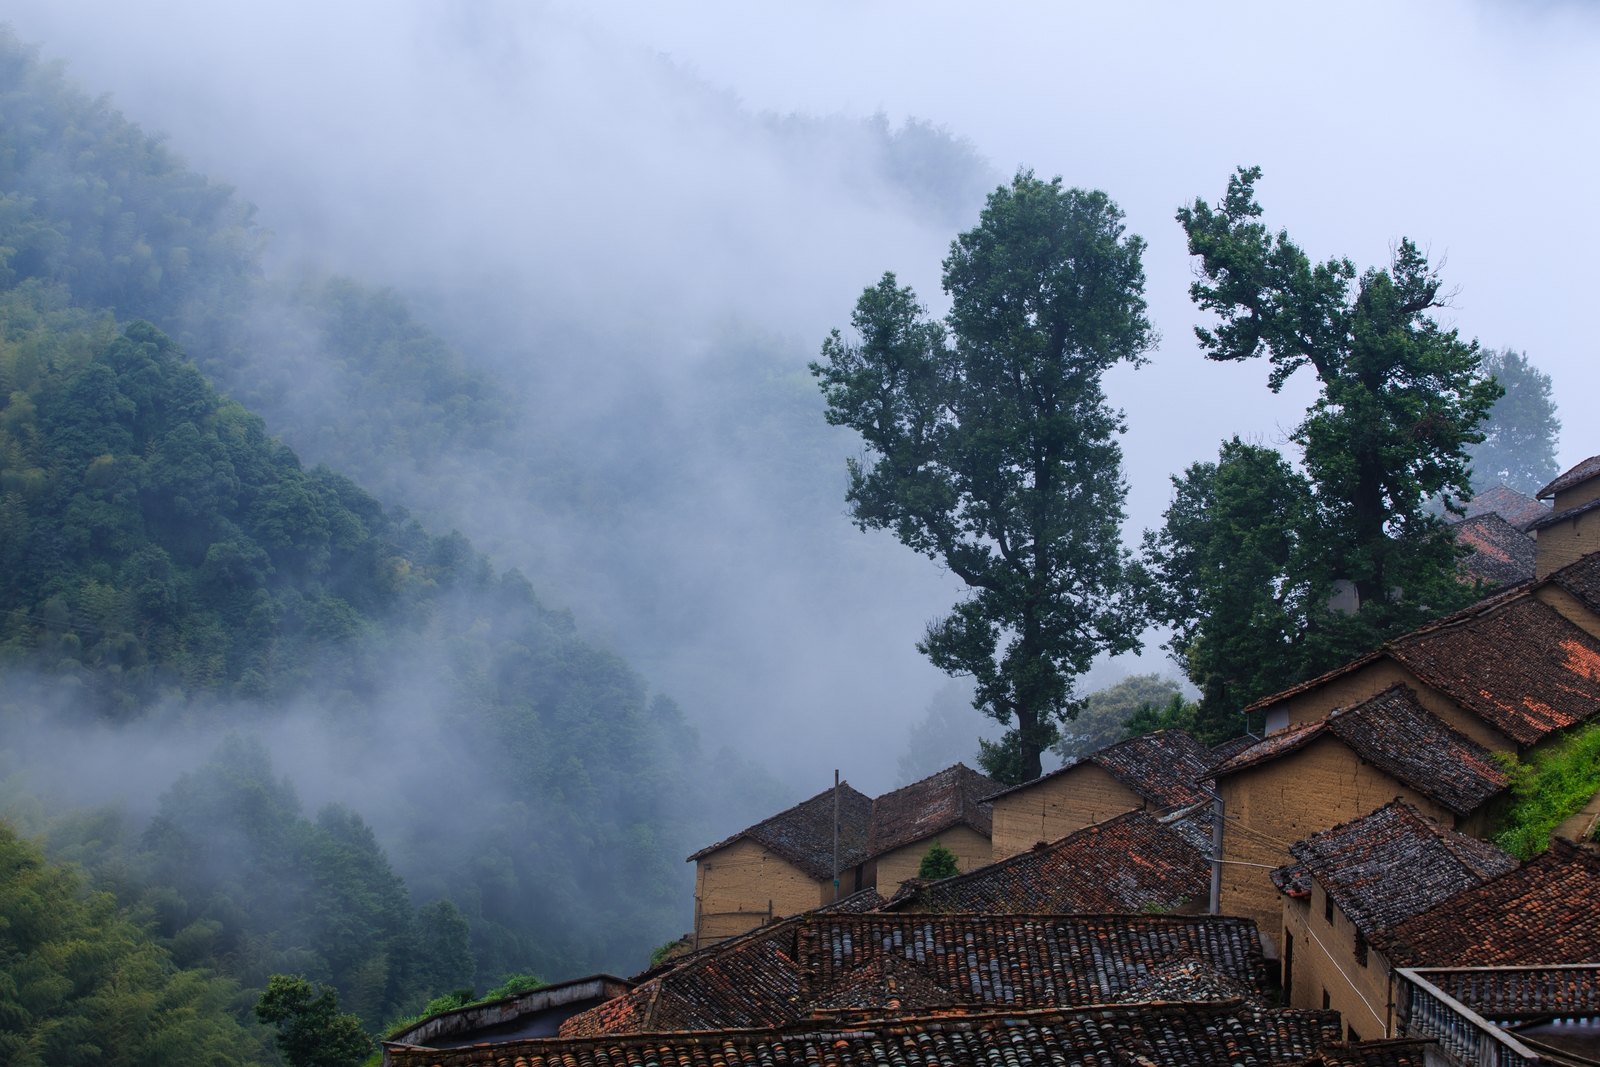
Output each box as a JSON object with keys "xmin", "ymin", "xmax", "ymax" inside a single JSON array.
[
  {"xmin": 863, "ymin": 763, "xmax": 996, "ymax": 897},
  {"xmin": 686, "ymin": 780, "xmax": 872, "ymax": 948},
  {"xmin": 986, "ymin": 729, "xmax": 1214, "ymax": 859}
]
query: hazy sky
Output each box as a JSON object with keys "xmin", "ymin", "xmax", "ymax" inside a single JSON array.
[{"xmin": 7, "ymin": 0, "xmax": 1597, "ymax": 794}]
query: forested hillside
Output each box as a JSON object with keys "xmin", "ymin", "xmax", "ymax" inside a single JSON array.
[{"xmin": 0, "ymin": 28, "xmax": 782, "ymax": 1061}]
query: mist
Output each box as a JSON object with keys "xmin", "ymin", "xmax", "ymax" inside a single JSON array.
[{"xmin": 4, "ymin": 0, "xmax": 1595, "ymax": 809}]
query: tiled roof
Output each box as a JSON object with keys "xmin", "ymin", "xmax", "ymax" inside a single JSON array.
[
  {"xmin": 1383, "ymin": 840, "xmax": 1600, "ymax": 966},
  {"xmin": 1463, "ymin": 485, "xmax": 1549, "ymax": 530},
  {"xmin": 559, "ymin": 913, "xmax": 1274, "ymax": 1037},
  {"xmin": 1272, "ymin": 801, "xmax": 1515, "ymax": 942},
  {"xmin": 1551, "ymin": 551, "xmax": 1600, "ymax": 618},
  {"xmin": 985, "ymin": 729, "xmax": 1215, "ymax": 811},
  {"xmin": 1213, "ymin": 686, "xmax": 1509, "ymax": 816},
  {"xmin": 866, "ymin": 763, "xmax": 996, "ymax": 856},
  {"xmin": 1453, "ymin": 513, "xmax": 1536, "ymax": 587},
  {"xmin": 884, "ymin": 810, "xmax": 1208, "ymax": 916},
  {"xmin": 1387, "ymin": 596, "xmax": 1600, "ymax": 747},
  {"xmin": 392, "ymin": 1002, "xmax": 1346, "ymax": 1067},
  {"xmin": 1527, "ymin": 493, "xmax": 1600, "ymax": 531},
  {"xmin": 816, "ymin": 887, "xmax": 886, "ymax": 914},
  {"xmin": 1537, "ymin": 454, "xmax": 1600, "ymax": 500},
  {"xmin": 687, "ymin": 782, "xmax": 873, "ymax": 880},
  {"xmin": 1092, "ymin": 730, "xmax": 1216, "ymax": 809},
  {"xmin": 1210, "ymin": 733, "xmax": 1260, "ymax": 764}
]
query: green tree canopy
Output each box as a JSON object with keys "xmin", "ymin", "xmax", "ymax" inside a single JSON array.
[
  {"xmin": 1165, "ymin": 167, "xmax": 1499, "ymax": 694},
  {"xmin": 1051, "ymin": 672, "xmax": 1188, "ymax": 760},
  {"xmin": 1143, "ymin": 438, "xmax": 1315, "ymax": 738},
  {"xmin": 813, "ymin": 172, "xmax": 1152, "ymax": 783},
  {"xmin": 255, "ymin": 974, "xmax": 372, "ymax": 1067},
  {"xmin": 1468, "ymin": 348, "xmax": 1561, "ymax": 496}
]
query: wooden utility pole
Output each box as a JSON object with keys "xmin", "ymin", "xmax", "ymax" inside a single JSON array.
[{"xmin": 832, "ymin": 769, "xmax": 841, "ymax": 902}]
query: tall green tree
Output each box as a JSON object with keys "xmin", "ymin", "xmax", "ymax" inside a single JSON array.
[
  {"xmin": 813, "ymin": 172, "xmax": 1153, "ymax": 783},
  {"xmin": 1143, "ymin": 439, "xmax": 1314, "ymax": 738},
  {"xmin": 1468, "ymin": 348, "xmax": 1561, "ymax": 496},
  {"xmin": 1170, "ymin": 166, "xmax": 1499, "ymax": 676}
]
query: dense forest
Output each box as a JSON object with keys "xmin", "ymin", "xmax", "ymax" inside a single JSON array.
[{"xmin": 0, "ymin": 27, "xmax": 797, "ymax": 1062}]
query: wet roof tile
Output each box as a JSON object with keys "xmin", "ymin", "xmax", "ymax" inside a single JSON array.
[
  {"xmin": 866, "ymin": 763, "xmax": 996, "ymax": 856},
  {"xmin": 1273, "ymin": 801, "xmax": 1515, "ymax": 942},
  {"xmin": 559, "ymin": 912, "xmax": 1274, "ymax": 1037},
  {"xmin": 1213, "ymin": 686, "xmax": 1508, "ymax": 816},
  {"xmin": 986, "ymin": 729, "xmax": 1215, "ymax": 811},
  {"xmin": 1453, "ymin": 512, "xmax": 1536, "ymax": 587},
  {"xmin": 1388, "ymin": 597, "xmax": 1600, "ymax": 746},
  {"xmin": 1537, "ymin": 454, "xmax": 1600, "ymax": 500},
  {"xmin": 1384, "ymin": 840, "xmax": 1600, "ymax": 966},
  {"xmin": 392, "ymin": 1002, "xmax": 1347, "ymax": 1067},
  {"xmin": 1463, "ymin": 485, "xmax": 1550, "ymax": 530},
  {"xmin": 884, "ymin": 809, "xmax": 1208, "ymax": 916},
  {"xmin": 687, "ymin": 782, "xmax": 873, "ymax": 881}
]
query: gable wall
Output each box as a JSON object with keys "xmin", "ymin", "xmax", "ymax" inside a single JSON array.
[
  {"xmin": 1277, "ymin": 657, "xmax": 1514, "ymax": 755},
  {"xmin": 1278, "ymin": 660, "xmax": 1412, "ymax": 729},
  {"xmin": 1217, "ymin": 734, "xmax": 1456, "ymax": 958},
  {"xmin": 1552, "ymin": 480, "xmax": 1600, "ymax": 515},
  {"xmin": 1283, "ymin": 882, "xmax": 1394, "ymax": 1040},
  {"xmin": 1536, "ymin": 510, "xmax": 1600, "ymax": 579},
  {"xmin": 989, "ymin": 765, "xmax": 1143, "ymax": 860},
  {"xmin": 693, "ymin": 838, "xmax": 829, "ymax": 947},
  {"xmin": 873, "ymin": 824, "xmax": 992, "ymax": 899}
]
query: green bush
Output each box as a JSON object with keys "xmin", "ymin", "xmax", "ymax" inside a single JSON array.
[{"xmin": 1493, "ymin": 722, "xmax": 1600, "ymax": 859}]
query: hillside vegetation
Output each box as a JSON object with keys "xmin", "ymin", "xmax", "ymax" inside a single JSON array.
[{"xmin": 0, "ymin": 28, "xmax": 776, "ymax": 1059}]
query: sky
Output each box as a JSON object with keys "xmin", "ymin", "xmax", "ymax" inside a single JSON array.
[{"xmin": 5, "ymin": 0, "xmax": 1597, "ymax": 795}]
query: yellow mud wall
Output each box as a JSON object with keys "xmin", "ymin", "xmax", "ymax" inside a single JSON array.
[
  {"xmin": 873, "ymin": 825, "xmax": 992, "ymax": 898},
  {"xmin": 1536, "ymin": 512, "xmax": 1600, "ymax": 579},
  {"xmin": 1285, "ymin": 883, "xmax": 1395, "ymax": 1040},
  {"xmin": 989, "ymin": 765, "xmax": 1142, "ymax": 860},
  {"xmin": 1217, "ymin": 735, "xmax": 1455, "ymax": 958},
  {"xmin": 693, "ymin": 839, "xmax": 826, "ymax": 946}
]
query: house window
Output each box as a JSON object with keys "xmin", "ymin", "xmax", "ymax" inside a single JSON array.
[
  {"xmin": 1348, "ymin": 1025, "xmax": 1361, "ymax": 1042},
  {"xmin": 1322, "ymin": 989, "xmax": 1330, "ymax": 1010},
  {"xmin": 1323, "ymin": 891, "xmax": 1334, "ymax": 924},
  {"xmin": 1354, "ymin": 931, "xmax": 1368, "ymax": 967}
]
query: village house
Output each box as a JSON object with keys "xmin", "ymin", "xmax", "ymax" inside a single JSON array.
[
  {"xmin": 1281, "ymin": 830, "xmax": 1600, "ymax": 1060},
  {"xmin": 1271, "ymin": 801, "xmax": 1517, "ymax": 1041},
  {"xmin": 1206, "ymin": 683, "xmax": 1509, "ymax": 950},
  {"xmin": 985, "ymin": 729, "xmax": 1214, "ymax": 859},
  {"xmin": 884, "ymin": 807, "xmax": 1211, "ymax": 916},
  {"xmin": 863, "ymin": 763, "xmax": 996, "ymax": 897},
  {"xmin": 384, "ymin": 910, "xmax": 1450, "ymax": 1066},
  {"xmin": 554, "ymin": 911, "xmax": 1277, "ymax": 1037},
  {"xmin": 686, "ymin": 780, "xmax": 872, "ymax": 948},
  {"xmin": 1462, "ymin": 483, "xmax": 1551, "ymax": 530},
  {"xmin": 1530, "ymin": 455, "xmax": 1600, "ymax": 577}
]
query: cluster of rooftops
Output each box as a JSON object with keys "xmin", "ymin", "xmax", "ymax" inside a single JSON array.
[{"xmin": 383, "ymin": 461, "xmax": 1600, "ymax": 1067}]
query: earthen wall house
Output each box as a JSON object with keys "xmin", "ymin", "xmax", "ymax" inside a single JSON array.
[
  {"xmin": 1210, "ymin": 685, "xmax": 1508, "ymax": 953},
  {"xmin": 986, "ymin": 730, "xmax": 1213, "ymax": 860},
  {"xmin": 688, "ymin": 782, "xmax": 872, "ymax": 948},
  {"xmin": 1272, "ymin": 803, "xmax": 1514, "ymax": 1041},
  {"xmin": 864, "ymin": 763, "xmax": 996, "ymax": 898}
]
